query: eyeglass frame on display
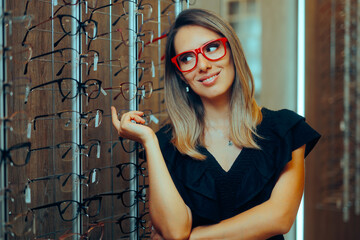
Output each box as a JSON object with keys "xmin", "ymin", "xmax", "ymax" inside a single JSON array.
[
  {"xmin": 32, "ymin": 108, "xmax": 104, "ymax": 131},
  {"xmin": 0, "ymin": 111, "xmax": 32, "ymax": 138},
  {"xmin": 1, "ymin": 11, "xmax": 33, "ymax": 36},
  {"xmin": 24, "ymin": 78, "xmax": 103, "ymax": 104},
  {"xmin": 86, "ymin": 52, "xmax": 138, "ymax": 76},
  {"xmin": 30, "ymin": 199, "xmax": 95, "ymax": 222},
  {"xmin": 22, "ymin": 14, "xmax": 98, "ymax": 48},
  {"xmin": 0, "ymin": 142, "xmax": 32, "ymax": 167},
  {"xmin": 23, "ymin": 0, "xmax": 84, "ymax": 15},
  {"xmin": 93, "ymin": 81, "xmax": 153, "ymax": 103},
  {"xmin": 29, "ymin": 139, "xmax": 101, "ymax": 161},
  {"xmin": 85, "ymin": 185, "xmax": 149, "ymax": 209},
  {"xmin": 29, "ymin": 187, "xmax": 148, "ymax": 222},
  {"xmin": 116, "ymin": 211, "xmax": 150, "ymax": 234},
  {"xmin": 24, "ymin": 172, "xmax": 88, "ymax": 196},
  {"xmin": 1, "ymin": 77, "xmax": 32, "ymax": 104},
  {"xmin": 1, "ymin": 43, "xmax": 33, "ymax": 73},
  {"xmin": 23, "ymin": 47, "xmax": 99, "ymax": 76},
  {"xmin": 4, "ymin": 210, "xmax": 35, "ymax": 237}
]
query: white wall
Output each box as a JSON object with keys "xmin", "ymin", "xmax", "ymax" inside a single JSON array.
[{"xmin": 260, "ymin": 0, "xmax": 297, "ymax": 111}]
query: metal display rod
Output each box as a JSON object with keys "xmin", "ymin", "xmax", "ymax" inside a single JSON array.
[
  {"xmin": 356, "ymin": 0, "xmax": 360, "ymax": 217},
  {"xmin": 342, "ymin": 0, "xmax": 351, "ymax": 223},
  {"xmin": 128, "ymin": 1, "xmax": 138, "ymax": 239},
  {"xmin": 0, "ymin": 0, "xmax": 7, "ymax": 238}
]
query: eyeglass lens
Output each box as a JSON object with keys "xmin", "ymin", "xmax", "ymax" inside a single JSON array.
[{"xmin": 59, "ymin": 200, "xmax": 82, "ymax": 221}]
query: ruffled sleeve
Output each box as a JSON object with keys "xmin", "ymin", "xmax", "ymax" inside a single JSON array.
[{"xmin": 255, "ymin": 108, "xmax": 321, "ymax": 177}]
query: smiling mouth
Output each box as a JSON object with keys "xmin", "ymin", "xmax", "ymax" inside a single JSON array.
[{"xmin": 199, "ymin": 72, "xmax": 220, "ymax": 83}]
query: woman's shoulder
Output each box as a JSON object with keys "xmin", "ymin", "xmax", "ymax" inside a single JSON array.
[
  {"xmin": 259, "ymin": 107, "xmax": 305, "ymax": 137},
  {"xmin": 258, "ymin": 107, "xmax": 321, "ymax": 158},
  {"xmin": 260, "ymin": 107, "xmax": 304, "ymax": 125}
]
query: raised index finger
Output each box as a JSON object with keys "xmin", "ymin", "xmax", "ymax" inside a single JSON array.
[{"xmin": 110, "ymin": 106, "xmax": 120, "ymax": 129}]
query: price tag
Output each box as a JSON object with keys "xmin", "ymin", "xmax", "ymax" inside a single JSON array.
[
  {"xmin": 91, "ymin": 170, "xmax": 97, "ymax": 183},
  {"xmin": 151, "ymin": 61, "xmax": 155, "ymax": 78},
  {"xmin": 93, "ymin": 53, "xmax": 98, "ymax": 71},
  {"xmin": 95, "ymin": 110, "xmax": 100, "ymax": 127},
  {"xmin": 8, "ymin": 20, "xmax": 12, "ymax": 36},
  {"xmin": 150, "ymin": 114, "xmax": 159, "ymax": 124},
  {"xmin": 24, "ymin": 85, "xmax": 30, "ymax": 103},
  {"xmin": 27, "ymin": 122, "xmax": 32, "ymax": 139},
  {"xmin": 25, "ymin": 185, "xmax": 31, "ymax": 204},
  {"xmin": 96, "ymin": 144, "xmax": 100, "ymax": 158},
  {"xmin": 100, "ymin": 87, "xmax": 107, "ymax": 96}
]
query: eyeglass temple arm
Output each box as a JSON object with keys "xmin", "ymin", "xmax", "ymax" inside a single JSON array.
[
  {"xmin": 61, "ymin": 173, "xmax": 85, "ymax": 187},
  {"xmin": 32, "ymin": 113, "xmax": 58, "ymax": 130},
  {"xmin": 54, "ymin": 32, "xmax": 70, "ymax": 48},
  {"xmin": 112, "ymin": 13, "xmax": 127, "ymax": 26},
  {"xmin": 24, "ymin": 80, "xmax": 60, "ymax": 104},
  {"xmin": 31, "ymin": 202, "xmax": 59, "ymax": 211},
  {"xmin": 30, "ymin": 145, "xmax": 55, "ymax": 152},
  {"xmin": 22, "ymin": 16, "xmax": 55, "ymax": 46}
]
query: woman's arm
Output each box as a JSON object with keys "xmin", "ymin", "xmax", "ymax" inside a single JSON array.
[
  {"xmin": 111, "ymin": 107, "xmax": 192, "ymax": 240},
  {"xmin": 189, "ymin": 144, "xmax": 306, "ymax": 240}
]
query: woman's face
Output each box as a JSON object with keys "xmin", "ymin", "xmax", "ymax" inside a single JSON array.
[{"xmin": 173, "ymin": 25, "xmax": 235, "ymax": 103}]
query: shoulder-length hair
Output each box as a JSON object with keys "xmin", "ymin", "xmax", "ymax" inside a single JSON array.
[{"xmin": 164, "ymin": 8, "xmax": 262, "ymax": 160}]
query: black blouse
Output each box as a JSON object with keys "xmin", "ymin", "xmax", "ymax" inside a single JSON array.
[{"xmin": 156, "ymin": 108, "xmax": 321, "ymax": 240}]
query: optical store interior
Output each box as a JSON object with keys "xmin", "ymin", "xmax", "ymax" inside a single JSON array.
[{"xmin": 0, "ymin": 0, "xmax": 359, "ymax": 239}]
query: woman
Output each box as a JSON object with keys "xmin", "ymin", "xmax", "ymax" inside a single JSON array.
[{"xmin": 111, "ymin": 8, "xmax": 320, "ymax": 240}]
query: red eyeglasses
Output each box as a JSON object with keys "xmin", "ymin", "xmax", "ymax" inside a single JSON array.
[{"xmin": 171, "ymin": 37, "xmax": 228, "ymax": 72}]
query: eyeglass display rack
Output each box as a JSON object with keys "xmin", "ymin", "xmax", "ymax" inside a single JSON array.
[{"xmin": 0, "ymin": 0, "xmax": 186, "ymax": 239}]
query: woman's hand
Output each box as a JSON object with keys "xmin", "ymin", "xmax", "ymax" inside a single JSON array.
[{"xmin": 111, "ymin": 106, "xmax": 155, "ymax": 145}]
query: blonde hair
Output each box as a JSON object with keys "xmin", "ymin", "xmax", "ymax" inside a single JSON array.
[{"xmin": 164, "ymin": 8, "xmax": 262, "ymax": 160}]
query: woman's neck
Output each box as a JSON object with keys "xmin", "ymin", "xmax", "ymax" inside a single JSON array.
[{"xmin": 202, "ymin": 98, "xmax": 231, "ymax": 128}]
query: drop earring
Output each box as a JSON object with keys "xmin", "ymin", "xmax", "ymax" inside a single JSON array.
[{"xmin": 186, "ymin": 86, "xmax": 189, "ymax": 92}]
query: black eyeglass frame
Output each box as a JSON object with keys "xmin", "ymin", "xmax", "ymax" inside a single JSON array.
[
  {"xmin": 22, "ymin": 14, "xmax": 98, "ymax": 47},
  {"xmin": 32, "ymin": 109, "xmax": 104, "ymax": 130},
  {"xmin": 0, "ymin": 142, "xmax": 31, "ymax": 167},
  {"xmin": 24, "ymin": 78, "xmax": 102, "ymax": 104}
]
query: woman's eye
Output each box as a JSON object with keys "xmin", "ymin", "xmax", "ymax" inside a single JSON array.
[
  {"xmin": 179, "ymin": 54, "xmax": 194, "ymax": 64},
  {"xmin": 205, "ymin": 43, "xmax": 220, "ymax": 53}
]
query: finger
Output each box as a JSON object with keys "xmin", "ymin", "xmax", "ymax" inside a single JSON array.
[
  {"xmin": 118, "ymin": 110, "xmax": 144, "ymax": 119},
  {"xmin": 121, "ymin": 111, "xmax": 145, "ymax": 124},
  {"xmin": 130, "ymin": 110, "xmax": 145, "ymax": 116},
  {"xmin": 110, "ymin": 106, "xmax": 120, "ymax": 129},
  {"xmin": 129, "ymin": 114, "xmax": 146, "ymax": 124}
]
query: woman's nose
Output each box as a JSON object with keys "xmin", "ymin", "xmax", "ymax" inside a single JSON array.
[{"xmin": 196, "ymin": 53, "xmax": 212, "ymax": 71}]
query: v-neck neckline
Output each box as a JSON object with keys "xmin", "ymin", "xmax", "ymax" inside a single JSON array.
[{"xmin": 202, "ymin": 146, "xmax": 246, "ymax": 174}]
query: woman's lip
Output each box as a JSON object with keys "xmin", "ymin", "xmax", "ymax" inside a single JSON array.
[
  {"xmin": 199, "ymin": 72, "xmax": 220, "ymax": 86},
  {"xmin": 198, "ymin": 72, "xmax": 220, "ymax": 82}
]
